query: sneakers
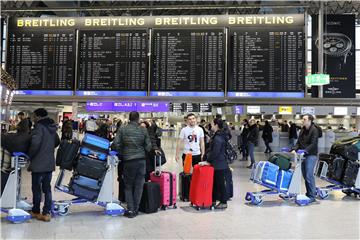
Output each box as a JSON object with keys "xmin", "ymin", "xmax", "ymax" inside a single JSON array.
[
  {"xmin": 246, "ymin": 164, "xmax": 253, "ymax": 169},
  {"xmin": 30, "ymin": 212, "xmax": 51, "ymax": 222},
  {"xmin": 124, "ymin": 210, "xmax": 136, "ymax": 218},
  {"xmin": 214, "ymin": 203, "xmax": 227, "ymax": 210}
]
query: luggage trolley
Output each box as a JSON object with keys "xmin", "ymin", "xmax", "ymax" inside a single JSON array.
[
  {"xmin": 53, "ymin": 151, "xmax": 124, "ymax": 216},
  {"xmin": 245, "ymin": 149, "xmax": 312, "ymax": 206},
  {"xmin": 315, "ymin": 160, "xmax": 360, "ymax": 199},
  {"xmin": 0, "ymin": 152, "xmax": 32, "ymax": 223}
]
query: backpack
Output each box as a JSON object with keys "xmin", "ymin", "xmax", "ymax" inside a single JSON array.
[
  {"xmin": 225, "ymin": 140, "xmax": 237, "ymax": 164},
  {"xmin": 314, "ymin": 124, "xmax": 322, "ymax": 138}
]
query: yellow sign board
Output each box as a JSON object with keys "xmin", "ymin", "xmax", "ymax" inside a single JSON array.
[{"xmin": 279, "ymin": 106, "xmax": 292, "ymax": 115}]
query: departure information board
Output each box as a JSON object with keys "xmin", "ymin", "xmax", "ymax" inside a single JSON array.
[
  {"xmin": 77, "ymin": 30, "xmax": 147, "ymax": 96},
  {"xmin": 228, "ymin": 27, "xmax": 304, "ymax": 98},
  {"xmin": 150, "ymin": 29, "xmax": 225, "ymax": 97},
  {"xmin": 7, "ymin": 30, "xmax": 74, "ymax": 95}
]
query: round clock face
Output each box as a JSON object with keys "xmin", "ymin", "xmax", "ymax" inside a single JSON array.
[{"xmin": 322, "ymin": 36, "xmax": 348, "ymax": 55}]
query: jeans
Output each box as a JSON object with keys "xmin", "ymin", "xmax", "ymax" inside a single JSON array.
[
  {"xmin": 32, "ymin": 172, "xmax": 52, "ymax": 215},
  {"xmin": 301, "ymin": 155, "xmax": 317, "ymax": 199},
  {"xmin": 264, "ymin": 139, "xmax": 272, "ymax": 153},
  {"xmin": 182, "ymin": 154, "xmax": 201, "ymax": 167},
  {"xmin": 289, "ymin": 138, "xmax": 297, "ymax": 148},
  {"xmin": 247, "ymin": 142, "xmax": 255, "ymax": 164},
  {"xmin": 123, "ymin": 160, "xmax": 146, "ymax": 212},
  {"xmin": 241, "ymin": 143, "xmax": 248, "ymax": 159},
  {"xmin": 212, "ymin": 169, "xmax": 227, "ymax": 204}
]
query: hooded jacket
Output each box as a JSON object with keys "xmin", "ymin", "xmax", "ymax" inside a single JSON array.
[
  {"xmin": 206, "ymin": 130, "xmax": 228, "ymax": 170},
  {"xmin": 28, "ymin": 117, "xmax": 60, "ymax": 173}
]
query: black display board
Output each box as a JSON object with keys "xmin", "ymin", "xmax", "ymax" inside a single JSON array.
[
  {"xmin": 150, "ymin": 29, "xmax": 225, "ymax": 97},
  {"xmin": 228, "ymin": 27, "xmax": 304, "ymax": 98},
  {"xmin": 77, "ymin": 30, "xmax": 148, "ymax": 91},
  {"xmin": 170, "ymin": 103, "xmax": 212, "ymax": 112},
  {"xmin": 311, "ymin": 15, "xmax": 355, "ymax": 98},
  {"xmin": 7, "ymin": 30, "xmax": 75, "ymax": 90}
]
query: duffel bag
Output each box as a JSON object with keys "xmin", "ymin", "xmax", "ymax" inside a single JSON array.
[
  {"xmin": 56, "ymin": 139, "xmax": 80, "ymax": 170},
  {"xmin": 342, "ymin": 161, "xmax": 360, "ymax": 187},
  {"xmin": 268, "ymin": 153, "xmax": 292, "ymax": 171},
  {"xmin": 327, "ymin": 156, "xmax": 347, "ymax": 182}
]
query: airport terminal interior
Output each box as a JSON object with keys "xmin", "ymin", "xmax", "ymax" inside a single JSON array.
[{"xmin": 1, "ymin": 1, "xmax": 360, "ymax": 239}]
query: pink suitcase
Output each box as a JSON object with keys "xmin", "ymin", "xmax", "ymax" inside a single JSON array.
[{"xmin": 150, "ymin": 155, "xmax": 177, "ymax": 210}]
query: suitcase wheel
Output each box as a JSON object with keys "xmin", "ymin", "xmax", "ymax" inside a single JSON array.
[
  {"xmin": 195, "ymin": 206, "xmax": 200, "ymax": 211},
  {"xmin": 173, "ymin": 204, "xmax": 177, "ymax": 209},
  {"xmin": 53, "ymin": 204, "xmax": 70, "ymax": 216},
  {"xmin": 210, "ymin": 205, "xmax": 214, "ymax": 210},
  {"xmin": 161, "ymin": 205, "xmax": 167, "ymax": 211}
]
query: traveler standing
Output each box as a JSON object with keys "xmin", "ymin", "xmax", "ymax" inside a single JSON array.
[
  {"xmin": 175, "ymin": 113, "xmax": 205, "ymax": 167},
  {"xmin": 291, "ymin": 114, "xmax": 319, "ymax": 203},
  {"xmin": 61, "ymin": 117, "xmax": 73, "ymax": 140},
  {"xmin": 289, "ymin": 121, "xmax": 298, "ymax": 148},
  {"xmin": 85, "ymin": 117, "xmax": 98, "ymax": 134},
  {"xmin": 240, "ymin": 119, "xmax": 249, "ymax": 161},
  {"xmin": 111, "ymin": 111, "xmax": 152, "ymax": 218},
  {"xmin": 200, "ymin": 118, "xmax": 229, "ymax": 209},
  {"xmin": 28, "ymin": 108, "xmax": 60, "ymax": 222},
  {"xmin": 246, "ymin": 119, "xmax": 259, "ymax": 169},
  {"xmin": 262, "ymin": 120, "xmax": 273, "ymax": 154}
]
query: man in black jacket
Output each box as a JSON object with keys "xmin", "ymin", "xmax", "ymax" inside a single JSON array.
[
  {"xmin": 292, "ymin": 114, "xmax": 319, "ymax": 203},
  {"xmin": 247, "ymin": 119, "xmax": 259, "ymax": 168},
  {"xmin": 28, "ymin": 108, "xmax": 60, "ymax": 222}
]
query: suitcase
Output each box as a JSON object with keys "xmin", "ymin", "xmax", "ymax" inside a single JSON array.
[
  {"xmin": 254, "ymin": 161, "xmax": 279, "ymax": 187},
  {"xmin": 82, "ymin": 133, "xmax": 110, "ymax": 151},
  {"xmin": 330, "ymin": 137, "xmax": 360, "ymax": 160},
  {"xmin": 75, "ymin": 155, "xmax": 107, "ymax": 180},
  {"xmin": 189, "ymin": 164, "xmax": 214, "ymax": 209},
  {"xmin": 139, "ymin": 182, "xmax": 161, "ymax": 214},
  {"xmin": 225, "ymin": 167, "xmax": 233, "ymax": 200},
  {"xmin": 69, "ymin": 175, "xmax": 101, "ymax": 201},
  {"xmin": 342, "ymin": 161, "xmax": 360, "ymax": 187},
  {"xmin": 276, "ymin": 170, "xmax": 293, "ymax": 191},
  {"xmin": 327, "ymin": 156, "xmax": 347, "ymax": 182},
  {"xmin": 80, "ymin": 145, "xmax": 107, "ymax": 161},
  {"xmin": 318, "ymin": 153, "xmax": 336, "ymax": 164},
  {"xmin": 150, "ymin": 155, "xmax": 177, "ymax": 209},
  {"xmin": 268, "ymin": 153, "xmax": 291, "ymax": 171},
  {"xmin": 179, "ymin": 172, "xmax": 191, "ymax": 201},
  {"xmin": 183, "ymin": 153, "xmax": 192, "ymax": 174},
  {"xmin": 55, "ymin": 139, "xmax": 80, "ymax": 170}
]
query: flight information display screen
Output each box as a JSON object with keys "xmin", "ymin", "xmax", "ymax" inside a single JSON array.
[
  {"xmin": 228, "ymin": 27, "xmax": 304, "ymax": 98},
  {"xmin": 77, "ymin": 30, "xmax": 148, "ymax": 96},
  {"xmin": 7, "ymin": 30, "xmax": 75, "ymax": 95},
  {"xmin": 150, "ymin": 29, "xmax": 225, "ymax": 97}
]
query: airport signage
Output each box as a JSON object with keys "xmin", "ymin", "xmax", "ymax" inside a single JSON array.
[
  {"xmin": 305, "ymin": 74, "xmax": 330, "ymax": 86},
  {"xmin": 278, "ymin": 106, "xmax": 293, "ymax": 115}
]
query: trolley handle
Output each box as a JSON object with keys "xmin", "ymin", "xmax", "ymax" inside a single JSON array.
[{"xmin": 12, "ymin": 152, "xmax": 29, "ymax": 159}]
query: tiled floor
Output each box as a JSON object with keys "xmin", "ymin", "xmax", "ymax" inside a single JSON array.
[{"xmin": 1, "ymin": 136, "xmax": 360, "ymax": 239}]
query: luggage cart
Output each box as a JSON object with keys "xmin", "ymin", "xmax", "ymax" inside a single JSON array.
[
  {"xmin": 245, "ymin": 149, "xmax": 312, "ymax": 206},
  {"xmin": 0, "ymin": 152, "xmax": 32, "ymax": 223},
  {"xmin": 315, "ymin": 160, "xmax": 360, "ymax": 199},
  {"xmin": 53, "ymin": 151, "xmax": 124, "ymax": 216}
]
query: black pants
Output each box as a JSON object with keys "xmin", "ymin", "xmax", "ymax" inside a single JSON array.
[
  {"xmin": 182, "ymin": 154, "xmax": 201, "ymax": 167},
  {"xmin": 213, "ymin": 169, "xmax": 227, "ymax": 204},
  {"xmin": 32, "ymin": 172, "xmax": 52, "ymax": 215},
  {"xmin": 117, "ymin": 161, "xmax": 125, "ymax": 202},
  {"xmin": 123, "ymin": 160, "xmax": 146, "ymax": 212},
  {"xmin": 264, "ymin": 139, "xmax": 273, "ymax": 152}
]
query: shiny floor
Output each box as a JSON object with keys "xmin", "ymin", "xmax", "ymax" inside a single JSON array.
[{"xmin": 1, "ymin": 136, "xmax": 360, "ymax": 239}]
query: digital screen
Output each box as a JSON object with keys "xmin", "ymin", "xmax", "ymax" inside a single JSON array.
[
  {"xmin": 334, "ymin": 107, "xmax": 348, "ymax": 116},
  {"xmin": 301, "ymin": 106, "xmax": 315, "ymax": 115},
  {"xmin": 150, "ymin": 29, "xmax": 225, "ymax": 97},
  {"xmin": 86, "ymin": 102, "xmax": 169, "ymax": 112},
  {"xmin": 247, "ymin": 106, "xmax": 261, "ymax": 114}
]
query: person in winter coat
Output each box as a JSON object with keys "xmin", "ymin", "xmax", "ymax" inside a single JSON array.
[
  {"xmin": 28, "ymin": 108, "xmax": 60, "ymax": 222},
  {"xmin": 289, "ymin": 122, "xmax": 298, "ymax": 148},
  {"xmin": 200, "ymin": 118, "xmax": 229, "ymax": 210},
  {"xmin": 262, "ymin": 120, "xmax": 273, "ymax": 154},
  {"xmin": 247, "ymin": 119, "xmax": 259, "ymax": 168},
  {"xmin": 240, "ymin": 119, "xmax": 249, "ymax": 161},
  {"xmin": 61, "ymin": 118, "xmax": 73, "ymax": 140}
]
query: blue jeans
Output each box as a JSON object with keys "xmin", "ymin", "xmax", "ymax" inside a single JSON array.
[
  {"xmin": 31, "ymin": 172, "xmax": 52, "ymax": 215},
  {"xmin": 123, "ymin": 160, "xmax": 146, "ymax": 212},
  {"xmin": 247, "ymin": 142, "xmax": 255, "ymax": 164},
  {"xmin": 301, "ymin": 155, "xmax": 317, "ymax": 199}
]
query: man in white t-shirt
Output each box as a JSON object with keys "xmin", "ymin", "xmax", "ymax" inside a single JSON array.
[{"xmin": 175, "ymin": 113, "xmax": 205, "ymax": 167}]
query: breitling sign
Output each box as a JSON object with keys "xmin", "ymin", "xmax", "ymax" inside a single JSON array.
[{"xmin": 11, "ymin": 14, "xmax": 304, "ymax": 29}]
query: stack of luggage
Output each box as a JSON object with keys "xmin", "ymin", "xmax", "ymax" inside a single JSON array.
[
  {"xmin": 68, "ymin": 134, "xmax": 110, "ymax": 201},
  {"xmin": 254, "ymin": 153, "xmax": 293, "ymax": 192},
  {"xmin": 319, "ymin": 137, "xmax": 360, "ymax": 187}
]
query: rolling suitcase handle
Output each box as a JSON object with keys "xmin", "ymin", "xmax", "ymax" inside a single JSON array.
[{"xmin": 154, "ymin": 154, "xmax": 162, "ymax": 176}]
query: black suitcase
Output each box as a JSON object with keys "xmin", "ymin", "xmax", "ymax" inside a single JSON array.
[
  {"xmin": 330, "ymin": 137, "xmax": 360, "ymax": 161},
  {"xmin": 327, "ymin": 157, "xmax": 347, "ymax": 182},
  {"xmin": 318, "ymin": 153, "xmax": 336, "ymax": 164},
  {"xmin": 56, "ymin": 139, "xmax": 80, "ymax": 170},
  {"xmin": 179, "ymin": 172, "xmax": 192, "ymax": 201},
  {"xmin": 69, "ymin": 175, "xmax": 101, "ymax": 201},
  {"xmin": 225, "ymin": 167, "xmax": 233, "ymax": 200},
  {"xmin": 139, "ymin": 182, "xmax": 160, "ymax": 214},
  {"xmin": 75, "ymin": 155, "xmax": 107, "ymax": 180},
  {"xmin": 342, "ymin": 161, "xmax": 360, "ymax": 187}
]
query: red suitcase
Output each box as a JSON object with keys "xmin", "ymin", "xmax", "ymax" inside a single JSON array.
[
  {"xmin": 189, "ymin": 164, "xmax": 214, "ymax": 210},
  {"xmin": 150, "ymin": 155, "xmax": 177, "ymax": 210}
]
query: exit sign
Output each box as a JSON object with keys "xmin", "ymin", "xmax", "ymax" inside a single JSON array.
[{"xmin": 305, "ymin": 74, "xmax": 330, "ymax": 86}]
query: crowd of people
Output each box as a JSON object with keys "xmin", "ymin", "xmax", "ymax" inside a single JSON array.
[{"xmin": 1, "ymin": 109, "xmax": 338, "ymax": 220}]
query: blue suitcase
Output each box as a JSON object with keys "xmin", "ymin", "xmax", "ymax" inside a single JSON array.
[
  {"xmin": 261, "ymin": 162, "xmax": 279, "ymax": 187},
  {"xmin": 69, "ymin": 175, "xmax": 101, "ymax": 201},
  {"xmin": 82, "ymin": 134, "xmax": 110, "ymax": 151},
  {"xmin": 80, "ymin": 146, "xmax": 107, "ymax": 161},
  {"xmin": 276, "ymin": 170, "xmax": 293, "ymax": 191}
]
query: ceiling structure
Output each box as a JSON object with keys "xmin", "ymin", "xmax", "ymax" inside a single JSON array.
[{"xmin": 1, "ymin": 1, "xmax": 360, "ymax": 21}]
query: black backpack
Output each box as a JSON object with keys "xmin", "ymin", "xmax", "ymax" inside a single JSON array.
[
  {"xmin": 314, "ymin": 124, "xmax": 323, "ymax": 138},
  {"xmin": 225, "ymin": 141, "xmax": 237, "ymax": 164}
]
